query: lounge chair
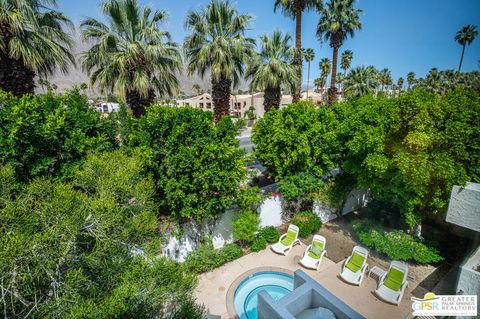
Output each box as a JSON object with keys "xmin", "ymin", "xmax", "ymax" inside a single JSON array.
[
  {"xmin": 271, "ymin": 224, "xmax": 300, "ymax": 256},
  {"xmin": 339, "ymin": 246, "xmax": 369, "ymax": 285},
  {"xmin": 299, "ymin": 235, "xmax": 326, "ymax": 271},
  {"xmin": 375, "ymin": 261, "xmax": 409, "ymax": 305}
]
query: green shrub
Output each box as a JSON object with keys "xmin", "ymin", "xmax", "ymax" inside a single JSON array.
[
  {"xmin": 250, "ymin": 237, "xmax": 267, "ymax": 252},
  {"xmin": 258, "ymin": 226, "xmax": 280, "ymax": 243},
  {"xmin": 236, "ymin": 186, "xmax": 262, "ymax": 211},
  {"xmin": 291, "ymin": 211, "xmax": 322, "ymax": 237},
  {"xmin": 232, "ymin": 211, "xmax": 260, "ymax": 244},
  {"xmin": 184, "ymin": 242, "xmax": 243, "ymax": 273},
  {"xmin": 353, "ymin": 219, "xmax": 443, "ymax": 264}
]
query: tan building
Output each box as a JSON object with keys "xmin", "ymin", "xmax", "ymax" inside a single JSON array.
[{"xmin": 176, "ymin": 90, "xmax": 325, "ymax": 119}]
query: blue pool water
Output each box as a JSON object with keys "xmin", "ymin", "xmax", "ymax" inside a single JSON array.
[{"xmin": 234, "ymin": 272, "xmax": 294, "ymax": 319}]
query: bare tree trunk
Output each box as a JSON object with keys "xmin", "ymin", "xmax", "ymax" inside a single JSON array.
[
  {"xmin": 292, "ymin": 8, "xmax": 303, "ymax": 103},
  {"xmin": 328, "ymin": 46, "xmax": 339, "ymax": 105},
  {"xmin": 211, "ymin": 74, "xmax": 232, "ymax": 123},
  {"xmin": 263, "ymin": 86, "xmax": 281, "ymax": 112},
  {"xmin": 458, "ymin": 44, "xmax": 466, "ymax": 72}
]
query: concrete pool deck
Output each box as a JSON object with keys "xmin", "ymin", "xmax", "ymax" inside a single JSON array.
[{"xmin": 194, "ymin": 242, "xmax": 416, "ymax": 319}]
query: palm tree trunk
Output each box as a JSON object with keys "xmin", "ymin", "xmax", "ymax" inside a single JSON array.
[
  {"xmin": 328, "ymin": 46, "xmax": 339, "ymax": 105},
  {"xmin": 126, "ymin": 89, "xmax": 155, "ymax": 118},
  {"xmin": 263, "ymin": 86, "xmax": 281, "ymax": 112},
  {"xmin": 212, "ymin": 74, "xmax": 232, "ymax": 123},
  {"xmin": 292, "ymin": 7, "xmax": 303, "ymax": 103},
  {"xmin": 306, "ymin": 61, "xmax": 310, "ymax": 100},
  {"xmin": 0, "ymin": 50, "xmax": 35, "ymax": 97},
  {"xmin": 458, "ymin": 44, "xmax": 466, "ymax": 71}
]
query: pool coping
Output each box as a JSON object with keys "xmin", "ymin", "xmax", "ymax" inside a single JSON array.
[{"xmin": 225, "ymin": 266, "xmax": 294, "ymax": 319}]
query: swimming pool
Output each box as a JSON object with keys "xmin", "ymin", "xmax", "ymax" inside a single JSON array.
[{"xmin": 233, "ymin": 271, "xmax": 294, "ymax": 319}]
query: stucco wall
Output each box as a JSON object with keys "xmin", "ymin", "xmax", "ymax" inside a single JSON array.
[{"xmin": 446, "ymin": 182, "xmax": 480, "ymax": 232}]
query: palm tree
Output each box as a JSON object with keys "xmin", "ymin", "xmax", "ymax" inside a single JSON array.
[
  {"xmin": 274, "ymin": 0, "xmax": 322, "ymax": 102},
  {"xmin": 455, "ymin": 24, "xmax": 478, "ymax": 71},
  {"xmin": 0, "ymin": 0, "xmax": 74, "ymax": 96},
  {"xmin": 319, "ymin": 58, "xmax": 331, "ymax": 93},
  {"xmin": 379, "ymin": 68, "xmax": 392, "ymax": 91},
  {"xmin": 246, "ymin": 31, "xmax": 298, "ymax": 112},
  {"xmin": 407, "ymin": 72, "xmax": 415, "ymax": 90},
  {"xmin": 317, "ymin": 0, "xmax": 362, "ymax": 104},
  {"xmin": 397, "ymin": 77, "xmax": 404, "ymax": 94},
  {"xmin": 81, "ymin": 0, "xmax": 181, "ymax": 118},
  {"xmin": 304, "ymin": 48, "xmax": 315, "ymax": 99},
  {"xmin": 343, "ymin": 65, "xmax": 378, "ymax": 98},
  {"xmin": 340, "ymin": 49, "xmax": 353, "ymax": 75},
  {"xmin": 192, "ymin": 83, "xmax": 202, "ymax": 95},
  {"xmin": 314, "ymin": 77, "xmax": 322, "ymax": 92},
  {"xmin": 184, "ymin": 0, "xmax": 255, "ymax": 122}
]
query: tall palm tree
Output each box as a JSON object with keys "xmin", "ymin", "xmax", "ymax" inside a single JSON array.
[
  {"xmin": 379, "ymin": 68, "xmax": 392, "ymax": 91},
  {"xmin": 317, "ymin": 0, "xmax": 362, "ymax": 105},
  {"xmin": 319, "ymin": 58, "xmax": 331, "ymax": 93},
  {"xmin": 314, "ymin": 77, "xmax": 322, "ymax": 91},
  {"xmin": 0, "ymin": 0, "xmax": 74, "ymax": 96},
  {"xmin": 407, "ymin": 71, "xmax": 415, "ymax": 90},
  {"xmin": 246, "ymin": 31, "xmax": 298, "ymax": 112},
  {"xmin": 184, "ymin": 0, "xmax": 255, "ymax": 122},
  {"xmin": 455, "ymin": 24, "xmax": 478, "ymax": 71},
  {"xmin": 340, "ymin": 49, "xmax": 353, "ymax": 75},
  {"xmin": 304, "ymin": 48, "xmax": 315, "ymax": 99},
  {"xmin": 343, "ymin": 65, "xmax": 378, "ymax": 98},
  {"xmin": 81, "ymin": 0, "xmax": 181, "ymax": 118},
  {"xmin": 274, "ymin": 0, "xmax": 322, "ymax": 102},
  {"xmin": 397, "ymin": 77, "xmax": 404, "ymax": 94}
]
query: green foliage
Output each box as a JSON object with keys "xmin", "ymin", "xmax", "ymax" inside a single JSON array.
[
  {"xmin": 291, "ymin": 211, "xmax": 322, "ymax": 237},
  {"xmin": 0, "ymin": 90, "xmax": 116, "ymax": 181},
  {"xmin": 353, "ymin": 219, "xmax": 444, "ymax": 264},
  {"xmin": 258, "ymin": 226, "xmax": 280, "ymax": 243},
  {"xmin": 130, "ymin": 106, "xmax": 247, "ymax": 220},
  {"xmin": 232, "ymin": 211, "xmax": 261, "ymax": 244},
  {"xmin": 184, "ymin": 242, "xmax": 243, "ymax": 273},
  {"xmin": 278, "ymin": 172, "xmax": 323, "ymax": 201},
  {"xmin": 250, "ymin": 237, "xmax": 267, "ymax": 252},
  {"xmin": 337, "ymin": 89, "xmax": 480, "ymax": 226},
  {"xmin": 0, "ymin": 157, "xmax": 197, "ymax": 318},
  {"xmin": 253, "ymin": 102, "xmax": 341, "ymax": 180},
  {"xmin": 236, "ymin": 186, "xmax": 263, "ymax": 211},
  {"xmin": 160, "ymin": 297, "xmax": 206, "ymax": 319}
]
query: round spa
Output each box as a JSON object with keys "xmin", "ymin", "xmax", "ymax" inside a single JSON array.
[{"xmin": 233, "ymin": 271, "xmax": 294, "ymax": 319}]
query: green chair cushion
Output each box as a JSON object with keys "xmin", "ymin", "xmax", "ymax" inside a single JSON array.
[
  {"xmin": 308, "ymin": 240, "xmax": 324, "ymax": 259},
  {"xmin": 280, "ymin": 230, "xmax": 297, "ymax": 246},
  {"xmin": 345, "ymin": 252, "xmax": 365, "ymax": 273},
  {"xmin": 383, "ymin": 267, "xmax": 405, "ymax": 292}
]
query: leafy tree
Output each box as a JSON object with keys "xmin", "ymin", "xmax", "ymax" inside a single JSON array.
[
  {"xmin": 319, "ymin": 58, "xmax": 331, "ymax": 93},
  {"xmin": 232, "ymin": 211, "xmax": 260, "ymax": 244},
  {"xmin": 130, "ymin": 106, "xmax": 247, "ymax": 220},
  {"xmin": 317, "ymin": 0, "xmax": 362, "ymax": 104},
  {"xmin": 184, "ymin": 0, "xmax": 255, "ymax": 122},
  {"xmin": 304, "ymin": 48, "xmax": 315, "ymax": 99},
  {"xmin": 407, "ymin": 71, "xmax": 416, "ymax": 90},
  {"xmin": 0, "ymin": 152, "xmax": 201, "ymax": 318},
  {"xmin": 246, "ymin": 31, "xmax": 298, "ymax": 112},
  {"xmin": 274, "ymin": 0, "xmax": 322, "ymax": 102},
  {"xmin": 337, "ymin": 89, "xmax": 480, "ymax": 228},
  {"xmin": 252, "ymin": 102, "xmax": 341, "ymax": 180},
  {"xmin": 343, "ymin": 65, "xmax": 379, "ymax": 98},
  {"xmin": 0, "ymin": 90, "xmax": 116, "ymax": 181},
  {"xmin": 81, "ymin": 0, "xmax": 182, "ymax": 117},
  {"xmin": 0, "ymin": 0, "xmax": 74, "ymax": 96},
  {"xmin": 340, "ymin": 49, "xmax": 353, "ymax": 75},
  {"xmin": 455, "ymin": 24, "xmax": 478, "ymax": 71}
]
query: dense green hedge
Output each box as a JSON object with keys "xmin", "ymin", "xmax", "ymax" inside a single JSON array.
[
  {"xmin": 292, "ymin": 211, "xmax": 322, "ymax": 237},
  {"xmin": 184, "ymin": 242, "xmax": 243, "ymax": 273},
  {"xmin": 353, "ymin": 219, "xmax": 443, "ymax": 264}
]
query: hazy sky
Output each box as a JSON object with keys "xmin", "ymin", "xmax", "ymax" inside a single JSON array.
[{"xmin": 58, "ymin": 0, "xmax": 480, "ymax": 83}]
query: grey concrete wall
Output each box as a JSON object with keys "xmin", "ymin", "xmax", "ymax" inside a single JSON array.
[
  {"xmin": 446, "ymin": 182, "xmax": 480, "ymax": 232},
  {"xmin": 257, "ymin": 270, "xmax": 365, "ymax": 319}
]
